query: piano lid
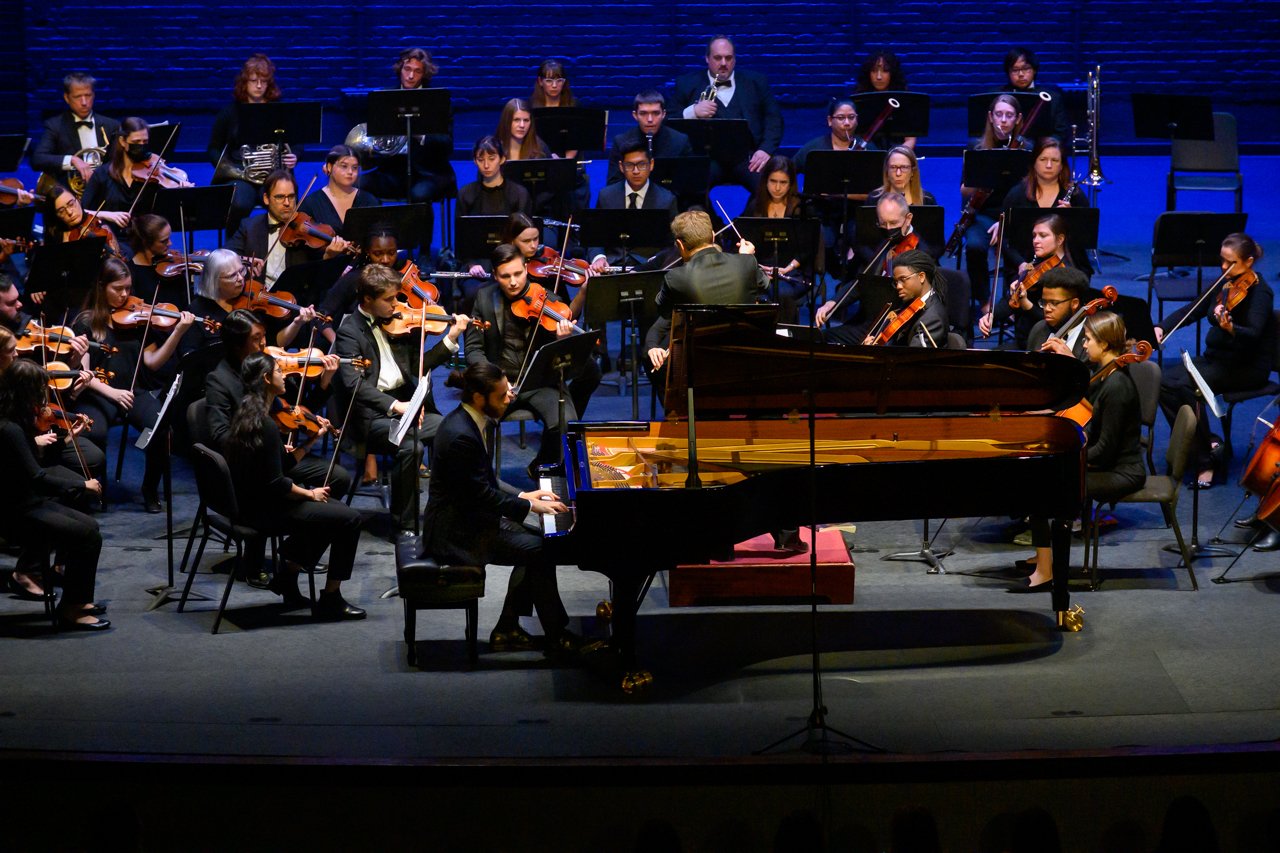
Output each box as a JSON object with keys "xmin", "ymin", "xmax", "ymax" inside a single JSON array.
[{"xmin": 663, "ymin": 305, "xmax": 1090, "ymax": 419}]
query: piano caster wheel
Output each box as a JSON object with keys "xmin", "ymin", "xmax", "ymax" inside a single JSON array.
[
  {"xmin": 596, "ymin": 601, "xmax": 613, "ymax": 623},
  {"xmin": 1057, "ymin": 604, "xmax": 1085, "ymax": 632},
  {"xmin": 621, "ymin": 670, "xmax": 653, "ymax": 694}
]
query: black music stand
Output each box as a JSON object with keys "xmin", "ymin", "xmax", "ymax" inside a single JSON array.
[
  {"xmin": 803, "ymin": 149, "xmax": 881, "ymax": 277},
  {"xmin": 854, "ymin": 205, "xmax": 946, "ymax": 260},
  {"xmin": 649, "ymin": 155, "xmax": 712, "ymax": 207},
  {"xmin": 966, "ymin": 91, "xmax": 1055, "ymax": 140},
  {"xmin": 23, "ymin": 237, "xmax": 105, "ymax": 318},
  {"xmin": 850, "ymin": 91, "xmax": 931, "ymax": 140},
  {"xmin": 146, "ymin": 123, "xmax": 181, "ymax": 158},
  {"xmin": 576, "ymin": 209, "xmax": 673, "ymax": 271},
  {"xmin": 734, "ymin": 217, "xmax": 821, "ymax": 303},
  {"xmin": 1005, "ymin": 206, "xmax": 1101, "ymax": 261},
  {"xmin": 501, "ymin": 158, "xmax": 578, "ymax": 205},
  {"xmin": 1131, "ymin": 94, "xmax": 1215, "ymax": 142},
  {"xmin": 0, "ymin": 135, "xmax": 30, "ymax": 171},
  {"xmin": 1170, "ymin": 352, "xmax": 1235, "ymax": 562},
  {"xmin": 344, "ymin": 203, "xmax": 430, "ymax": 256},
  {"xmin": 368, "ymin": 88, "xmax": 452, "ymax": 201},
  {"xmin": 0, "ymin": 207, "xmax": 36, "ymax": 240},
  {"xmin": 531, "ymin": 107, "xmax": 608, "ymax": 157},
  {"xmin": 152, "ymin": 185, "xmax": 236, "ymax": 303},
  {"xmin": 236, "ymin": 102, "xmax": 325, "ymax": 154},
  {"xmin": 961, "ymin": 149, "xmax": 1033, "ymax": 197},
  {"xmin": 273, "ymin": 257, "xmax": 349, "ymax": 309},
  {"xmin": 665, "ymin": 118, "xmax": 755, "ymax": 171},
  {"xmin": 1149, "ymin": 212, "xmax": 1246, "ymax": 359},
  {"xmin": 584, "ymin": 271, "xmax": 664, "ymax": 419},
  {"xmin": 455, "ymin": 215, "xmax": 510, "ymax": 264},
  {"xmin": 516, "ymin": 329, "xmax": 603, "ymax": 466}
]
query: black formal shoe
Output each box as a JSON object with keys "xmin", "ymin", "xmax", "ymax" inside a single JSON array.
[
  {"xmin": 393, "ymin": 529, "xmax": 418, "ymax": 546},
  {"xmin": 6, "ymin": 575, "xmax": 47, "ymax": 601},
  {"xmin": 543, "ymin": 629, "xmax": 590, "ymax": 662},
  {"xmin": 1008, "ymin": 578, "xmax": 1054, "ymax": 593},
  {"xmin": 142, "ymin": 491, "xmax": 162, "ymax": 514},
  {"xmin": 489, "ymin": 625, "xmax": 540, "ymax": 652},
  {"xmin": 58, "ymin": 616, "xmax": 111, "ymax": 631},
  {"xmin": 1235, "ymin": 514, "xmax": 1261, "ymax": 530},
  {"xmin": 313, "ymin": 591, "xmax": 366, "ymax": 621},
  {"xmin": 268, "ymin": 572, "xmax": 309, "ymax": 610},
  {"xmin": 1252, "ymin": 528, "xmax": 1280, "ymax": 552}
]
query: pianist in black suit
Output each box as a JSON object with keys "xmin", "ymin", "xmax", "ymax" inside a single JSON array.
[
  {"xmin": 587, "ymin": 141, "xmax": 678, "ymax": 273},
  {"xmin": 29, "ymin": 72, "xmax": 120, "ymax": 195},
  {"xmin": 421, "ymin": 361, "xmax": 584, "ymax": 657},
  {"xmin": 1025, "ymin": 268, "xmax": 1091, "ymax": 361},
  {"xmin": 672, "ymin": 36, "xmax": 783, "ymax": 190},
  {"xmin": 605, "ymin": 90, "xmax": 695, "ymax": 186},
  {"xmin": 334, "ymin": 264, "xmax": 467, "ymax": 538}
]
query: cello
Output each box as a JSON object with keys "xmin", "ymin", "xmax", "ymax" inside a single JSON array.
[{"xmin": 1056, "ymin": 340, "xmax": 1153, "ymax": 428}]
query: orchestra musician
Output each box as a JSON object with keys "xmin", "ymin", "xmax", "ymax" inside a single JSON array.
[
  {"xmin": 605, "ymin": 90, "xmax": 694, "ymax": 187},
  {"xmin": 29, "ymin": 72, "xmax": 120, "ymax": 196},
  {"xmin": 421, "ymin": 361, "xmax": 585, "ymax": 658},
  {"xmin": 72, "ymin": 256, "xmax": 195, "ymax": 513},
  {"xmin": 128, "ymin": 214, "xmax": 187, "ymax": 309},
  {"xmin": 1025, "ymin": 267, "xmax": 1091, "ymax": 360},
  {"xmin": 644, "ymin": 210, "xmax": 764, "ymax": 393},
  {"xmin": 673, "ymin": 36, "xmax": 784, "ymax": 190},
  {"xmin": 588, "ymin": 141, "xmax": 679, "ymax": 273},
  {"xmin": 999, "ymin": 136, "xmax": 1091, "ymax": 273},
  {"xmin": 960, "ymin": 94, "xmax": 1029, "ymax": 307},
  {"xmin": 466, "ymin": 243, "xmax": 601, "ymax": 477},
  {"xmin": 81, "ymin": 117, "xmax": 191, "ymax": 235},
  {"xmin": 334, "ymin": 264, "xmax": 469, "ymax": 540},
  {"xmin": 208, "ymin": 54, "xmax": 299, "ymax": 236},
  {"xmin": 456, "ymin": 135, "xmax": 533, "ymax": 220},
  {"xmin": 298, "ymin": 144, "xmax": 382, "ymax": 237},
  {"xmin": 503, "ymin": 213, "xmax": 587, "ymax": 320},
  {"xmin": 1001, "ymin": 46, "xmax": 1071, "ymax": 141},
  {"xmin": 0, "ymin": 359, "xmax": 109, "ymax": 630},
  {"xmin": 41, "ymin": 185, "xmax": 120, "ymax": 258},
  {"xmin": 530, "ymin": 59, "xmax": 591, "ymax": 209},
  {"xmin": 854, "ymin": 49, "xmax": 917, "ymax": 150},
  {"xmin": 1156, "ymin": 234, "xmax": 1276, "ymax": 490},
  {"xmin": 794, "ymin": 98, "xmax": 875, "ymax": 175},
  {"xmin": 978, "ymin": 213, "xmax": 1077, "ymax": 346},
  {"xmin": 740, "ymin": 154, "xmax": 807, "ymax": 322},
  {"xmin": 863, "ymin": 249, "xmax": 948, "ymax": 348},
  {"xmin": 496, "ymin": 98, "xmax": 552, "ymax": 163},
  {"xmin": 357, "ymin": 48, "xmax": 456, "ymax": 258},
  {"xmin": 228, "ymin": 170, "xmax": 351, "ymax": 290},
  {"xmin": 866, "ymin": 145, "xmax": 936, "ymax": 208},
  {"xmin": 224, "ymin": 351, "xmax": 366, "ymax": 619},
  {"xmin": 316, "ymin": 223, "xmax": 403, "ymax": 342},
  {"xmin": 1013, "ymin": 312, "xmax": 1144, "ymax": 592}
]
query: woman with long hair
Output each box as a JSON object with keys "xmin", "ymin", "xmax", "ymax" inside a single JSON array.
[
  {"xmin": 867, "ymin": 145, "xmax": 935, "ymax": 208},
  {"xmin": 978, "ymin": 212, "xmax": 1076, "ymax": 344}
]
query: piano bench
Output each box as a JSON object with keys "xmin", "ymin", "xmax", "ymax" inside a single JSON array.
[{"xmin": 395, "ymin": 537, "xmax": 486, "ymax": 667}]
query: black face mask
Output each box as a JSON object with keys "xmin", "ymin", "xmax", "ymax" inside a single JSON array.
[
  {"xmin": 127, "ymin": 143, "xmax": 150, "ymax": 161},
  {"xmin": 879, "ymin": 225, "xmax": 904, "ymax": 242}
]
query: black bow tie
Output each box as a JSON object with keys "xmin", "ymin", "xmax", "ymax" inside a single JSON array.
[
  {"xmin": 266, "ymin": 221, "xmax": 282, "ymax": 233},
  {"xmin": 713, "ymin": 79, "xmax": 731, "ymax": 88},
  {"xmin": 74, "ymin": 120, "xmax": 92, "ymax": 129}
]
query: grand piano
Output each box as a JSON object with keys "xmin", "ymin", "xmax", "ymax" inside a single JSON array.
[{"xmin": 545, "ymin": 305, "xmax": 1089, "ymax": 686}]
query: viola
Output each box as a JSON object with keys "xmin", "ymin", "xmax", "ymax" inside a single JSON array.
[
  {"xmin": 1009, "ymin": 254, "xmax": 1064, "ymax": 310},
  {"xmin": 1240, "ymin": 418, "xmax": 1280, "ymax": 530},
  {"xmin": 509, "ymin": 281, "xmax": 585, "ymax": 334},
  {"xmin": 868, "ymin": 294, "xmax": 928, "ymax": 346},
  {"xmin": 230, "ymin": 279, "xmax": 329, "ymax": 322},
  {"xmin": 44, "ymin": 360, "xmax": 112, "ymax": 391},
  {"xmin": 271, "ymin": 400, "xmax": 333, "ymax": 441},
  {"xmin": 1056, "ymin": 340, "xmax": 1153, "ymax": 428},
  {"xmin": 16, "ymin": 321, "xmax": 118, "ymax": 358},
  {"xmin": 130, "ymin": 154, "xmax": 193, "ymax": 189},
  {"xmin": 36, "ymin": 404, "xmax": 93, "ymax": 433},
  {"xmin": 67, "ymin": 213, "xmax": 122, "ymax": 256},
  {"xmin": 265, "ymin": 346, "xmax": 371, "ymax": 378},
  {"xmin": 398, "ymin": 262, "xmax": 442, "ymax": 309},
  {"xmin": 383, "ymin": 304, "xmax": 491, "ymax": 338},
  {"xmin": 1218, "ymin": 269, "xmax": 1259, "ymax": 313},
  {"xmin": 527, "ymin": 245, "xmax": 592, "ymax": 289},
  {"xmin": 0, "ymin": 178, "xmax": 43, "ymax": 206},
  {"xmin": 279, "ymin": 212, "xmax": 361, "ymax": 257},
  {"xmin": 110, "ymin": 295, "xmax": 220, "ymax": 332}
]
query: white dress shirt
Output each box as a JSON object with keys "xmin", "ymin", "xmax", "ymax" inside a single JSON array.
[{"xmin": 682, "ymin": 72, "xmax": 736, "ymax": 118}]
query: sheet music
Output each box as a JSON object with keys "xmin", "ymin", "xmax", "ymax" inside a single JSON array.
[
  {"xmin": 135, "ymin": 374, "xmax": 182, "ymax": 450},
  {"xmin": 1181, "ymin": 350, "xmax": 1225, "ymax": 419},
  {"xmin": 390, "ymin": 380, "xmax": 431, "ymax": 447}
]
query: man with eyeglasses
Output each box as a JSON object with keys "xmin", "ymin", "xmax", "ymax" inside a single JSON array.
[
  {"xmin": 861, "ymin": 250, "xmax": 949, "ymax": 348},
  {"xmin": 1025, "ymin": 267, "xmax": 1092, "ymax": 361},
  {"xmin": 228, "ymin": 170, "xmax": 352, "ymax": 289},
  {"xmin": 1000, "ymin": 47, "xmax": 1070, "ymax": 141},
  {"xmin": 605, "ymin": 90, "xmax": 694, "ymax": 187},
  {"xmin": 588, "ymin": 142, "xmax": 678, "ymax": 273}
]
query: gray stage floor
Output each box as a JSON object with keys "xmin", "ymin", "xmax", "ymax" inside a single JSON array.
[{"xmin": 2, "ymin": 242, "xmax": 1279, "ymax": 768}]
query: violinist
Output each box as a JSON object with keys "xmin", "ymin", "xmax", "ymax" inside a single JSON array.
[
  {"xmin": 866, "ymin": 146, "xmax": 936, "ymax": 208},
  {"xmin": 644, "ymin": 211, "xmax": 764, "ymax": 393},
  {"xmin": 297, "ymin": 145, "xmax": 382, "ymax": 237},
  {"xmin": 959, "ymin": 94, "xmax": 1029, "ymax": 306},
  {"xmin": 127, "ymin": 213, "xmax": 188, "ymax": 309},
  {"xmin": 0, "ymin": 359, "xmax": 109, "ymax": 630},
  {"xmin": 42, "ymin": 185, "xmax": 119, "ymax": 258},
  {"xmin": 72, "ymin": 256, "xmax": 194, "ymax": 513},
  {"xmin": 978, "ymin": 213, "xmax": 1075, "ymax": 346},
  {"xmin": 81, "ymin": 117, "xmax": 191, "ymax": 232},
  {"xmin": 999, "ymin": 137, "xmax": 1092, "ymax": 273},
  {"xmin": 853, "ymin": 50, "xmax": 917, "ymax": 150},
  {"xmin": 357, "ymin": 48, "xmax": 456, "ymax": 259},
  {"xmin": 588, "ymin": 142, "xmax": 679, "ymax": 273},
  {"xmin": 739, "ymin": 154, "xmax": 806, "ymax": 323},
  {"xmin": 861, "ymin": 249, "xmax": 948, "ymax": 348},
  {"xmin": 1012, "ymin": 313, "xmax": 1144, "ymax": 592},
  {"xmin": 207, "ymin": 54, "xmax": 298, "ymax": 236},
  {"xmin": 335, "ymin": 264, "xmax": 469, "ymax": 540},
  {"xmin": 1156, "ymin": 234, "xmax": 1276, "ymax": 489},
  {"xmin": 1025, "ymin": 267, "xmax": 1091, "ymax": 360},
  {"xmin": 505, "ymin": 214, "xmax": 588, "ymax": 320},
  {"xmin": 1000, "ymin": 47, "xmax": 1071, "ymax": 141},
  {"xmin": 605, "ymin": 90, "xmax": 694, "ymax": 187},
  {"xmin": 29, "ymin": 72, "xmax": 120, "ymax": 196},
  {"xmin": 467, "ymin": 243, "xmax": 600, "ymax": 477},
  {"xmin": 228, "ymin": 170, "xmax": 349, "ymax": 289},
  {"xmin": 317, "ymin": 224, "xmax": 403, "ymax": 342},
  {"xmin": 224, "ymin": 351, "xmax": 365, "ymax": 620}
]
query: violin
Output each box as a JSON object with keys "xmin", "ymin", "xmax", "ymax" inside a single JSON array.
[
  {"xmin": 399, "ymin": 262, "xmax": 441, "ymax": 309},
  {"xmin": 1009, "ymin": 254, "xmax": 1064, "ymax": 309},
  {"xmin": 1217, "ymin": 269, "xmax": 1259, "ymax": 313},
  {"xmin": 867, "ymin": 294, "xmax": 928, "ymax": 346},
  {"xmin": 271, "ymin": 399, "xmax": 334, "ymax": 441},
  {"xmin": 16, "ymin": 321, "xmax": 118, "ymax": 358},
  {"xmin": 1056, "ymin": 340, "xmax": 1153, "ymax": 428},
  {"xmin": 383, "ymin": 304, "xmax": 491, "ymax": 337},
  {"xmin": 509, "ymin": 281, "xmax": 585, "ymax": 334},
  {"xmin": 0, "ymin": 178, "xmax": 43, "ymax": 206},
  {"xmin": 265, "ymin": 346, "xmax": 371, "ymax": 378},
  {"xmin": 67, "ymin": 213, "xmax": 122, "ymax": 256},
  {"xmin": 130, "ymin": 154, "xmax": 193, "ymax": 189},
  {"xmin": 1049, "ymin": 285, "xmax": 1119, "ymax": 343},
  {"xmin": 110, "ymin": 295, "xmax": 220, "ymax": 332},
  {"xmin": 44, "ymin": 360, "xmax": 112, "ymax": 391},
  {"xmin": 230, "ymin": 279, "xmax": 329, "ymax": 322},
  {"xmin": 527, "ymin": 245, "xmax": 592, "ymax": 289},
  {"xmin": 154, "ymin": 249, "xmax": 210, "ymax": 278},
  {"xmin": 279, "ymin": 212, "xmax": 361, "ymax": 257},
  {"xmin": 36, "ymin": 404, "xmax": 93, "ymax": 433}
]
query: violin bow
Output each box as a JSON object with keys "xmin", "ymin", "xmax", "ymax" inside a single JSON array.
[
  {"xmin": 823, "ymin": 236, "xmax": 895, "ymax": 327},
  {"xmin": 286, "ymin": 327, "xmax": 319, "ymax": 448},
  {"xmin": 178, "ymin": 199, "xmax": 193, "ymax": 307},
  {"xmin": 550, "ymin": 215, "xmax": 574, "ymax": 301},
  {"xmin": 323, "ymin": 369, "xmax": 364, "ymax": 490},
  {"xmin": 982, "ymin": 213, "xmax": 1006, "ymax": 330},
  {"xmin": 126, "ymin": 292, "xmax": 160, "ymax": 397},
  {"xmin": 1158, "ymin": 266, "xmax": 1234, "ymax": 349},
  {"xmin": 262, "ymin": 173, "xmax": 319, "ymax": 285}
]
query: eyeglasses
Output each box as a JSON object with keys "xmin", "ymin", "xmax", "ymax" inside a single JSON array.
[
  {"xmin": 892, "ymin": 271, "xmax": 924, "ymax": 285},
  {"xmin": 54, "ymin": 202, "xmax": 77, "ymax": 215},
  {"xmin": 269, "ymin": 194, "xmax": 297, "ymax": 203},
  {"xmin": 1038, "ymin": 298, "xmax": 1071, "ymax": 308},
  {"xmin": 887, "ymin": 164, "xmax": 912, "ymax": 172},
  {"xmin": 620, "ymin": 161, "xmax": 650, "ymax": 172},
  {"xmin": 1010, "ymin": 64, "xmax": 1035, "ymax": 75},
  {"xmin": 540, "ymin": 76, "xmax": 565, "ymax": 83}
]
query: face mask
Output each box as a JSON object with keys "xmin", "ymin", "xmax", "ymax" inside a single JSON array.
[
  {"xmin": 127, "ymin": 143, "xmax": 150, "ymax": 161},
  {"xmin": 879, "ymin": 225, "xmax": 903, "ymax": 242}
]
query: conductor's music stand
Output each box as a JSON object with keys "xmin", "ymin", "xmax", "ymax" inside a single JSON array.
[
  {"xmin": 576, "ymin": 208, "xmax": 673, "ymax": 272},
  {"xmin": 368, "ymin": 88, "xmax": 452, "ymax": 210},
  {"xmin": 584, "ymin": 270, "xmax": 664, "ymax": 419},
  {"xmin": 649, "ymin": 155, "xmax": 712, "ymax": 208},
  {"xmin": 531, "ymin": 107, "xmax": 608, "ymax": 157},
  {"xmin": 967, "ymin": 91, "xmax": 1055, "ymax": 140},
  {"xmin": 1148, "ymin": 212, "xmax": 1247, "ymax": 359},
  {"xmin": 0, "ymin": 135, "xmax": 30, "ymax": 172},
  {"xmin": 850, "ymin": 91, "xmax": 932, "ymax": 141},
  {"xmin": 516, "ymin": 329, "xmax": 604, "ymax": 466},
  {"xmin": 1131, "ymin": 94, "xmax": 1216, "ymax": 143},
  {"xmin": 853, "ymin": 205, "xmax": 947, "ymax": 262}
]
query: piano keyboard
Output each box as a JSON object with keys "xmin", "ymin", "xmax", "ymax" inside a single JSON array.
[{"xmin": 539, "ymin": 474, "xmax": 575, "ymax": 536}]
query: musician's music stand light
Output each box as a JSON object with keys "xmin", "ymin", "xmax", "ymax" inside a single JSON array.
[
  {"xmin": 966, "ymin": 91, "xmax": 1056, "ymax": 140},
  {"xmin": 367, "ymin": 88, "xmax": 452, "ymax": 245},
  {"xmin": 583, "ymin": 270, "xmax": 664, "ymax": 420},
  {"xmin": 530, "ymin": 107, "xmax": 608, "ymax": 158},
  {"xmin": 850, "ymin": 91, "xmax": 932, "ymax": 140}
]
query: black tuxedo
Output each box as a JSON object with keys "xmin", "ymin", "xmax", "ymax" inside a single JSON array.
[
  {"xmin": 30, "ymin": 112, "xmax": 120, "ymax": 189},
  {"xmin": 1026, "ymin": 318, "xmax": 1089, "ymax": 360},
  {"xmin": 227, "ymin": 213, "xmax": 316, "ymax": 272},
  {"xmin": 606, "ymin": 125, "xmax": 695, "ymax": 185},
  {"xmin": 672, "ymin": 69, "xmax": 783, "ymax": 189},
  {"xmin": 589, "ymin": 181, "xmax": 678, "ymax": 267},
  {"xmin": 643, "ymin": 249, "xmax": 766, "ymax": 352}
]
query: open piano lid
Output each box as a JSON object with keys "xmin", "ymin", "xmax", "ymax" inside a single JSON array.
[{"xmin": 663, "ymin": 304, "xmax": 1090, "ymax": 419}]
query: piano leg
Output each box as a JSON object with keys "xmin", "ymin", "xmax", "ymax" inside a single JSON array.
[
  {"xmin": 1050, "ymin": 517, "xmax": 1083, "ymax": 631},
  {"xmin": 601, "ymin": 567, "xmax": 659, "ymax": 692}
]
